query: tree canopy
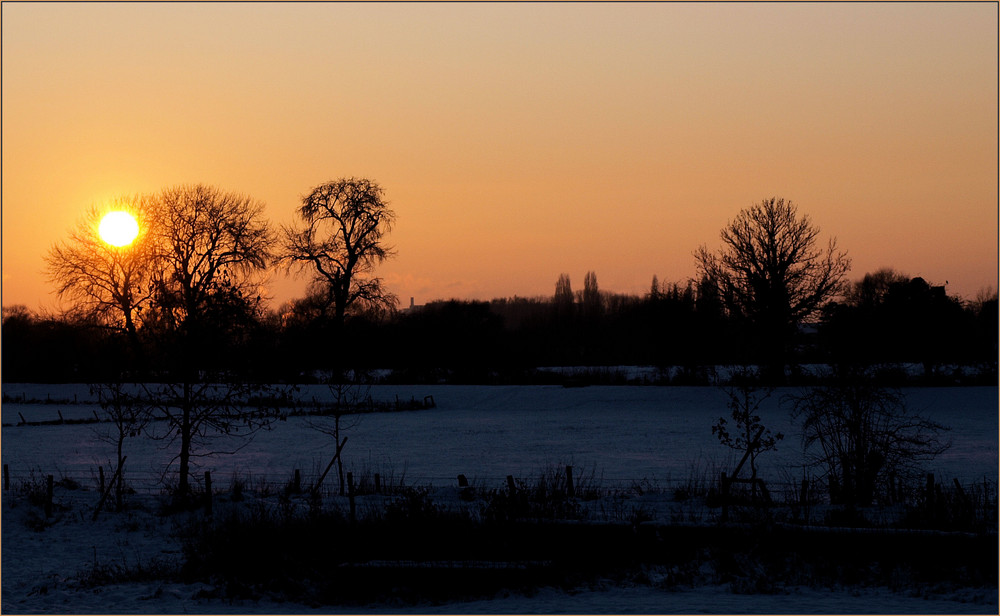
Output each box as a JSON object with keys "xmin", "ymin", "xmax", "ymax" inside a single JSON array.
[{"xmin": 696, "ymin": 197, "xmax": 851, "ymax": 376}]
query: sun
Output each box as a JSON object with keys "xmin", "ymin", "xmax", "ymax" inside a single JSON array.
[{"xmin": 98, "ymin": 211, "xmax": 140, "ymax": 247}]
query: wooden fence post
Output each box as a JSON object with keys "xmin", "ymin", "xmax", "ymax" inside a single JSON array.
[
  {"xmin": 953, "ymin": 478, "xmax": 969, "ymax": 513},
  {"xmin": 45, "ymin": 475, "xmax": 54, "ymax": 518},
  {"xmin": 3, "ymin": 464, "xmax": 9, "ymax": 491},
  {"xmin": 314, "ymin": 437, "xmax": 347, "ymax": 494},
  {"xmin": 116, "ymin": 466, "xmax": 125, "ymax": 512},
  {"xmin": 457, "ymin": 474, "xmax": 471, "ymax": 500},
  {"xmin": 507, "ymin": 475, "xmax": 516, "ymax": 495},
  {"xmin": 204, "ymin": 471, "xmax": 213, "ymax": 516},
  {"xmin": 347, "ymin": 472, "xmax": 356, "ymax": 523},
  {"xmin": 93, "ymin": 457, "xmax": 126, "ymax": 520},
  {"xmin": 293, "ymin": 469, "xmax": 301, "ymax": 493},
  {"xmin": 565, "ymin": 465, "xmax": 575, "ymax": 498}
]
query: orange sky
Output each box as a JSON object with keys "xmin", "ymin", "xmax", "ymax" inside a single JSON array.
[{"xmin": 2, "ymin": 3, "xmax": 997, "ymax": 313}]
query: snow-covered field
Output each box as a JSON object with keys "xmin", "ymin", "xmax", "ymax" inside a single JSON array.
[
  {"xmin": 2, "ymin": 384, "xmax": 997, "ymax": 613},
  {"xmin": 3, "ymin": 384, "xmax": 996, "ymax": 489}
]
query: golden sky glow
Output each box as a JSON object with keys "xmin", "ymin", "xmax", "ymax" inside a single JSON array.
[{"xmin": 2, "ymin": 3, "xmax": 997, "ymax": 311}]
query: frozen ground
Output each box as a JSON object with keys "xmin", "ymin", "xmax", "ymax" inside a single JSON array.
[
  {"xmin": 1, "ymin": 383, "xmax": 997, "ymax": 613},
  {"xmin": 2, "ymin": 384, "xmax": 996, "ymax": 489},
  {"xmin": 2, "ymin": 487, "xmax": 996, "ymax": 614}
]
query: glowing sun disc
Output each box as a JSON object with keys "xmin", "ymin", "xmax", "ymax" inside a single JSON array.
[{"xmin": 98, "ymin": 211, "xmax": 139, "ymax": 247}]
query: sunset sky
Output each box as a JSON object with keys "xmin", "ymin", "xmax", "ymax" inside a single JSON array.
[{"xmin": 3, "ymin": 2, "xmax": 997, "ymax": 313}]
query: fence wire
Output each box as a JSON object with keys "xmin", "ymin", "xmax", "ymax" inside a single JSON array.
[{"xmin": 3, "ymin": 462, "xmax": 996, "ymax": 506}]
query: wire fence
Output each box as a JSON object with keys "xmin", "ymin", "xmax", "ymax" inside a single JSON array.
[{"xmin": 3, "ymin": 461, "xmax": 996, "ymax": 508}]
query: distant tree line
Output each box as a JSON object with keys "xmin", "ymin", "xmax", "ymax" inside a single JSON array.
[
  {"xmin": 3, "ymin": 267, "xmax": 994, "ymax": 385},
  {"xmin": 2, "ymin": 193, "xmax": 996, "ymax": 385}
]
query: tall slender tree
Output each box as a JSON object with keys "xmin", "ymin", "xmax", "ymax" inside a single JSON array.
[{"xmin": 554, "ymin": 273, "xmax": 574, "ymax": 318}]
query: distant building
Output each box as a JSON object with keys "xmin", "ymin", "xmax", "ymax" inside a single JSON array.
[{"xmin": 402, "ymin": 297, "xmax": 424, "ymax": 313}]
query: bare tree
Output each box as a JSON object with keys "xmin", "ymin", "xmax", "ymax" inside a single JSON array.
[
  {"xmin": 146, "ymin": 184, "xmax": 273, "ymax": 336},
  {"xmin": 792, "ymin": 368, "xmax": 950, "ymax": 506},
  {"xmin": 142, "ymin": 184, "xmax": 278, "ymax": 503},
  {"xmin": 281, "ymin": 178, "xmax": 398, "ymax": 330},
  {"xmin": 45, "ymin": 198, "xmax": 157, "ymax": 348},
  {"xmin": 695, "ymin": 197, "xmax": 851, "ymax": 379},
  {"xmin": 712, "ymin": 366, "xmax": 783, "ymax": 496},
  {"xmin": 144, "ymin": 381, "xmax": 282, "ymax": 504},
  {"xmin": 44, "ymin": 185, "xmax": 280, "ymax": 504},
  {"xmin": 308, "ymin": 371, "xmax": 372, "ymax": 496},
  {"xmin": 92, "ymin": 382, "xmax": 149, "ymax": 511}
]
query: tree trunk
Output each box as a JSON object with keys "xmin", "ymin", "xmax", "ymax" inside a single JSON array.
[
  {"xmin": 116, "ymin": 437, "xmax": 125, "ymax": 511},
  {"xmin": 176, "ymin": 382, "xmax": 193, "ymax": 505}
]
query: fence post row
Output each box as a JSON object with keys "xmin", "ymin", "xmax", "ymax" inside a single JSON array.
[{"xmin": 6, "ymin": 465, "xmax": 994, "ymax": 519}]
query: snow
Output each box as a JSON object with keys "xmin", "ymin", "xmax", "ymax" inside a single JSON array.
[
  {"xmin": 2, "ymin": 384, "xmax": 997, "ymax": 613},
  {"xmin": 3, "ymin": 482, "xmax": 996, "ymax": 615},
  {"xmin": 2, "ymin": 384, "xmax": 996, "ymax": 489}
]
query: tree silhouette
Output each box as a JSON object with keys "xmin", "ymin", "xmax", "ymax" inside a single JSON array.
[
  {"xmin": 792, "ymin": 367, "xmax": 950, "ymax": 506},
  {"xmin": 845, "ymin": 267, "xmax": 910, "ymax": 309},
  {"xmin": 582, "ymin": 271, "xmax": 602, "ymax": 318},
  {"xmin": 92, "ymin": 382, "xmax": 149, "ymax": 511},
  {"xmin": 712, "ymin": 366, "xmax": 782, "ymax": 497},
  {"xmin": 146, "ymin": 185, "xmax": 273, "ymax": 339},
  {"xmin": 45, "ymin": 198, "xmax": 157, "ymax": 350},
  {"xmin": 281, "ymin": 178, "xmax": 398, "ymax": 332},
  {"xmin": 141, "ymin": 184, "xmax": 278, "ymax": 503},
  {"xmin": 695, "ymin": 197, "xmax": 850, "ymax": 380},
  {"xmin": 554, "ymin": 273, "xmax": 574, "ymax": 320}
]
